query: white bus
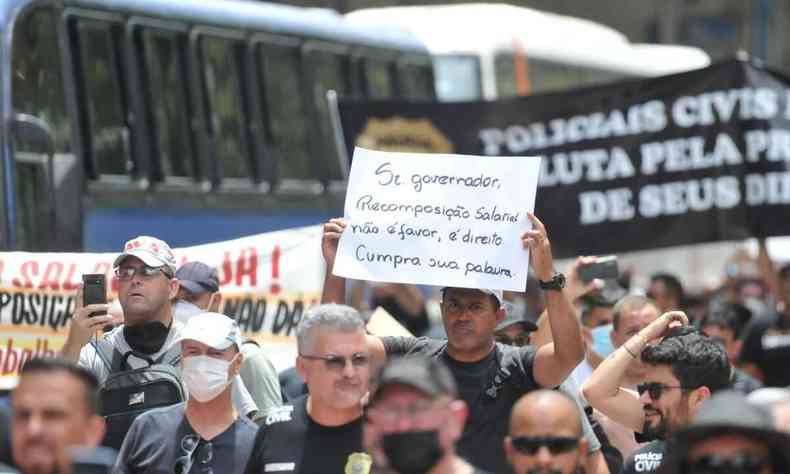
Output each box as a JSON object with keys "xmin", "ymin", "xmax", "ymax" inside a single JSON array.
[{"xmin": 346, "ymin": 3, "xmax": 711, "ymax": 102}]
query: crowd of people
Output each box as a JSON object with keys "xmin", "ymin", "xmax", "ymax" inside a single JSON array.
[{"xmin": 1, "ymin": 213, "xmax": 790, "ymax": 474}]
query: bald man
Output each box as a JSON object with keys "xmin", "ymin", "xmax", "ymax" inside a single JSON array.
[{"xmin": 506, "ymin": 390, "xmax": 588, "ymax": 474}]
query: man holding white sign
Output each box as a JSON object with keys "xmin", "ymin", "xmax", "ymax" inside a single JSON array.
[{"xmin": 321, "ymin": 149, "xmax": 586, "ymax": 474}]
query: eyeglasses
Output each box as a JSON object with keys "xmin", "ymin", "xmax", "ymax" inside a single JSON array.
[
  {"xmin": 637, "ymin": 382, "xmax": 690, "ymax": 400},
  {"xmin": 510, "ymin": 436, "xmax": 580, "ymax": 455},
  {"xmin": 495, "ymin": 333, "xmax": 531, "ymax": 347},
  {"xmin": 114, "ymin": 265, "xmax": 170, "ymax": 280},
  {"xmin": 173, "ymin": 435, "xmax": 213, "ymax": 474},
  {"xmin": 684, "ymin": 453, "xmax": 770, "ymax": 474},
  {"xmin": 299, "ymin": 353, "xmax": 370, "ymax": 371}
]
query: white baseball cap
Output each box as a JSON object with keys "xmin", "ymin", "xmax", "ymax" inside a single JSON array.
[
  {"xmin": 173, "ymin": 312, "xmax": 242, "ymax": 351},
  {"xmin": 441, "ymin": 287, "xmax": 504, "ymax": 306},
  {"xmin": 113, "ymin": 235, "xmax": 177, "ymax": 275}
]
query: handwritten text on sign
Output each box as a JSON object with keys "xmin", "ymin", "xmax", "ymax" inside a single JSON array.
[{"xmin": 334, "ymin": 148, "xmax": 542, "ymax": 291}]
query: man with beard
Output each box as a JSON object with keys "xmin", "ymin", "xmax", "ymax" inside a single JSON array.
[
  {"xmin": 10, "ymin": 358, "xmax": 107, "ymax": 474},
  {"xmin": 591, "ymin": 295, "xmax": 660, "ymax": 459},
  {"xmin": 505, "ymin": 390, "xmax": 587, "ymax": 474},
  {"xmin": 364, "ymin": 356, "xmax": 490, "ymax": 473},
  {"xmin": 321, "ymin": 214, "xmax": 585, "ymax": 474},
  {"xmin": 582, "ymin": 313, "xmax": 731, "ymax": 474},
  {"xmin": 244, "ymin": 304, "xmax": 373, "ymax": 474}
]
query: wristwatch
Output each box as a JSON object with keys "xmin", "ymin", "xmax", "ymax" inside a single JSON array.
[{"xmin": 538, "ymin": 272, "xmax": 566, "ymax": 291}]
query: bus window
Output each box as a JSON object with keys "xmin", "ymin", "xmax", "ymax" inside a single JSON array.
[
  {"xmin": 139, "ymin": 29, "xmax": 196, "ymax": 181},
  {"xmin": 363, "ymin": 57, "xmax": 395, "ymax": 99},
  {"xmin": 494, "ymin": 53, "xmax": 518, "ymax": 98},
  {"xmin": 12, "ymin": 6, "xmax": 70, "ymax": 153},
  {"xmin": 528, "ymin": 58, "xmax": 581, "ymax": 93},
  {"xmin": 307, "ymin": 46, "xmax": 350, "ymax": 181},
  {"xmin": 256, "ymin": 41, "xmax": 312, "ymax": 182},
  {"xmin": 433, "ymin": 55, "xmax": 482, "ymax": 102},
  {"xmin": 200, "ymin": 36, "xmax": 251, "ymax": 183},
  {"xmin": 398, "ymin": 60, "xmax": 434, "ymax": 100},
  {"xmin": 71, "ymin": 19, "xmax": 130, "ymax": 177}
]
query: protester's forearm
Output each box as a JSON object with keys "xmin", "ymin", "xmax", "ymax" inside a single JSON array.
[
  {"xmin": 321, "ymin": 272, "xmax": 346, "ymax": 304},
  {"xmin": 545, "ymin": 289, "xmax": 584, "ymax": 366},
  {"xmin": 583, "ymin": 335, "xmax": 646, "ymax": 402},
  {"xmin": 60, "ymin": 338, "xmax": 82, "ymax": 364},
  {"xmin": 757, "ymin": 239, "xmax": 779, "ymax": 299}
]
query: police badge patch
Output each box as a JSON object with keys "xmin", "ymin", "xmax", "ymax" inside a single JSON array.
[{"xmin": 345, "ymin": 452, "xmax": 372, "ymax": 474}]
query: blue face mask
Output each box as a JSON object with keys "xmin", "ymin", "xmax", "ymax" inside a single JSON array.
[{"xmin": 591, "ymin": 324, "xmax": 615, "ymax": 357}]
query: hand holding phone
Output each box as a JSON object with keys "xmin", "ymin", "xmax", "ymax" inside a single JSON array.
[
  {"xmin": 82, "ymin": 274, "xmax": 107, "ymax": 314},
  {"xmin": 577, "ymin": 256, "xmax": 619, "ymax": 282}
]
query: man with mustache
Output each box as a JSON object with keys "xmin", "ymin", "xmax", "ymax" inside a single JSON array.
[
  {"xmin": 582, "ymin": 313, "xmax": 731, "ymax": 474},
  {"xmin": 321, "ymin": 213, "xmax": 585, "ymax": 474},
  {"xmin": 506, "ymin": 390, "xmax": 587, "ymax": 474},
  {"xmin": 244, "ymin": 304, "xmax": 373, "ymax": 474}
]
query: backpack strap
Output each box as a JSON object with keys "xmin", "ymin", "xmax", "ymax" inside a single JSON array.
[
  {"xmin": 90, "ymin": 339, "xmax": 115, "ymax": 373},
  {"xmin": 154, "ymin": 343, "xmax": 182, "ymax": 366}
]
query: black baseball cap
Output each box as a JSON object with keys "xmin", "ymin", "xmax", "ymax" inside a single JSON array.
[
  {"xmin": 495, "ymin": 312, "xmax": 538, "ymax": 333},
  {"xmin": 371, "ymin": 356, "xmax": 457, "ymax": 402},
  {"xmin": 176, "ymin": 261, "xmax": 219, "ymax": 294}
]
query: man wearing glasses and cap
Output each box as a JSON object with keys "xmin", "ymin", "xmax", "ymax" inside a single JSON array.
[
  {"xmin": 582, "ymin": 315, "xmax": 731, "ymax": 474},
  {"xmin": 244, "ymin": 304, "xmax": 373, "ymax": 474},
  {"xmin": 62, "ymin": 236, "xmax": 181, "ymax": 377},
  {"xmin": 657, "ymin": 390, "xmax": 790, "ymax": 474},
  {"xmin": 321, "ymin": 214, "xmax": 586, "ymax": 474},
  {"xmin": 114, "ymin": 312, "xmax": 257, "ymax": 473},
  {"xmin": 364, "ymin": 355, "xmax": 491, "ymax": 474}
]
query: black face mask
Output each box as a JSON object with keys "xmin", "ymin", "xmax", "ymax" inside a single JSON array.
[
  {"xmin": 381, "ymin": 431, "xmax": 443, "ymax": 474},
  {"xmin": 123, "ymin": 320, "xmax": 171, "ymax": 354}
]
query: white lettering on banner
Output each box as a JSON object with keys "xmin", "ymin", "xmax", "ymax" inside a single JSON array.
[
  {"xmin": 334, "ymin": 148, "xmax": 541, "ymax": 291},
  {"xmin": 0, "ymin": 225, "xmax": 325, "ymax": 389}
]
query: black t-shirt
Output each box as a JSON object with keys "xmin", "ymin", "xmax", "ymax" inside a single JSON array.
[
  {"xmin": 382, "ymin": 337, "xmax": 538, "ymax": 474},
  {"xmin": 114, "ymin": 402, "xmax": 257, "ymax": 474},
  {"xmin": 740, "ymin": 313, "xmax": 790, "ymax": 387},
  {"xmin": 244, "ymin": 395, "xmax": 370, "ymax": 474},
  {"xmin": 621, "ymin": 440, "xmax": 665, "ymax": 474}
]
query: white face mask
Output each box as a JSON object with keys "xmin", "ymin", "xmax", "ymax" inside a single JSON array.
[{"xmin": 181, "ymin": 355, "xmax": 232, "ymax": 402}]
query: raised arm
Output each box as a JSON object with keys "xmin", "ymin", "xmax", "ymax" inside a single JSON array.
[
  {"xmin": 581, "ymin": 311, "xmax": 688, "ymax": 432},
  {"xmin": 61, "ymin": 285, "xmax": 112, "ymax": 363},
  {"xmin": 321, "ymin": 218, "xmax": 348, "ymax": 304},
  {"xmin": 525, "ymin": 213, "xmax": 585, "ymax": 388}
]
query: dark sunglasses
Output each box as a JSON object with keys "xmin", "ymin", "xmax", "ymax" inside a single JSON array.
[
  {"xmin": 299, "ymin": 353, "xmax": 370, "ymax": 371},
  {"xmin": 684, "ymin": 453, "xmax": 770, "ymax": 474},
  {"xmin": 637, "ymin": 382, "xmax": 689, "ymax": 400},
  {"xmin": 510, "ymin": 436, "xmax": 579, "ymax": 455},
  {"xmin": 174, "ymin": 435, "xmax": 213, "ymax": 474}
]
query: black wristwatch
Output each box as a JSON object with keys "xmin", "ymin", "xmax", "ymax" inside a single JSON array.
[{"xmin": 538, "ymin": 272, "xmax": 566, "ymax": 291}]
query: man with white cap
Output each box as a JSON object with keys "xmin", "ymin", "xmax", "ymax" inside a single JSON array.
[
  {"xmin": 61, "ymin": 236, "xmax": 259, "ymax": 424},
  {"xmin": 114, "ymin": 313, "xmax": 257, "ymax": 473},
  {"xmin": 62, "ymin": 235, "xmax": 180, "ymax": 378},
  {"xmin": 321, "ymin": 213, "xmax": 586, "ymax": 474}
]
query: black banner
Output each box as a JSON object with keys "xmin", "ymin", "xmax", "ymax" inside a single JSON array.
[{"xmin": 339, "ymin": 58, "xmax": 790, "ymax": 258}]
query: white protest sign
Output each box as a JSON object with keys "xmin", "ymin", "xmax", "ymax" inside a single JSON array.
[{"xmin": 333, "ymin": 148, "xmax": 542, "ymax": 291}]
